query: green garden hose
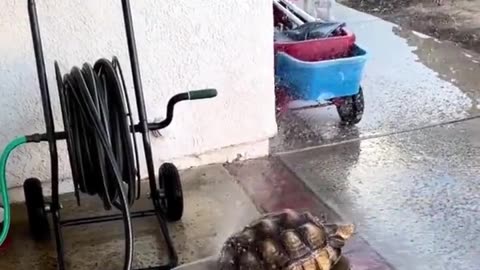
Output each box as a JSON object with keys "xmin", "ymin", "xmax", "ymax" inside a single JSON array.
[{"xmin": 0, "ymin": 136, "xmax": 27, "ymax": 246}]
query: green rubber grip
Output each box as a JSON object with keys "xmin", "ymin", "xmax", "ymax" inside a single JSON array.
[{"xmin": 188, "ymin": 89, "xmax": 217, "ymax": 100}]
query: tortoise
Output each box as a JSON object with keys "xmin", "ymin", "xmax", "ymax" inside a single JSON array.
[{"xmin": 218, "ymin": 209, "xmax": 355, "ymax": 270}]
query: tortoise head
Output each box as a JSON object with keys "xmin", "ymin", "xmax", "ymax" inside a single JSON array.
[
  {"xmin": 324, "ymin": 223, "xmax": 355, "ymax": 249},
  {"xmin": 324, "ymin": 223, "xmax": 355, "ymax": 240}
]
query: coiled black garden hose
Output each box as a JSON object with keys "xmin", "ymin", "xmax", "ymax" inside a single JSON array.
[{"xmin": 55, "ymin": 57, "xmax": 138, "ymax": 270}]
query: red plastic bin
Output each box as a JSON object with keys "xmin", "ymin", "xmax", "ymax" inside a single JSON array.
[{"xmin": 274, "ymin": 28, "xmax": 356, "ymax": 62}]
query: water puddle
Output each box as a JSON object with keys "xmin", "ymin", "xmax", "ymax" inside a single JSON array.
[{"xmin": 393, "ymin": 26, "xmax": 480, "ymax": 115}]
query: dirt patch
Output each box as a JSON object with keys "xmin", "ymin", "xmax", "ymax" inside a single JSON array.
[
  {"xmin": 339, "ymin": 0, "xmax": 430, "ymax": 14},
  {"xmin": 338, "ymin": 0, "xmax": 480, "ymax": 53}
]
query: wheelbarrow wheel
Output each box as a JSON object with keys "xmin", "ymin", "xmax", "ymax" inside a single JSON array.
[
  {"xmin": 158, "ymin": 163, "xmax": 184, "ymax": 222},
  {"xmin": 23, "ymin": 178, "xmax": 50, "ymax": 241},
  {"xmin": 336, "ymin": 87, "xmax": 364, "ymax": 125}
]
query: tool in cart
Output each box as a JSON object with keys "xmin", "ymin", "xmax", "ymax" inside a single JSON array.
[
  {"xmin": 273, "ymin": 0, "xmax": 321, "ymax": 28},
  {"xmin": 0, "ymin": 1, "xmax": 217, "ymax": 269},
  {"xmin": 275, "ymin": 21, "xmax": 346, "ymax": 42},
  {"xmin": 273, "ymin": 0, "xmax": 367, "ymax": 125}
]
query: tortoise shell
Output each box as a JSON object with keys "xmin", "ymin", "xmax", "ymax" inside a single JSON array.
[{"xmin": 218, "ymin": 209, "xmax": 354, "ymax": 270}]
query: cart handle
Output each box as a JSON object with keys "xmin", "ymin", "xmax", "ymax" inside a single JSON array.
[
  {"xmin": 146, "ymin": 89, "xmax": 217, "ymax": 131},
  {"xmin": 188, "ymin": 89, "xmax": 217, "ymax": 100}
]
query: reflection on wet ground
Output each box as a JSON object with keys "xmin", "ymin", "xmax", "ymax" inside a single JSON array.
[
  {"xmin": 270, "ymin": 109, "xmax": 361, "ymax": 153},
  {"xmin": 394, "ymin": 26, "xmax": 480, "ymax": 114},
  {"xmin": 270, "ymin": 4, "xmax": 480, "ymax": 270},
  {"xmin": 279, "ymin": 119, "xmax": 480, "ymax": 270}
]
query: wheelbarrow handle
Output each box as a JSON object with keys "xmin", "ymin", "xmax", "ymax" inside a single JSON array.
[{"xmin": 188, "ymin": 89, "xmax": 218, "ymax": 100}]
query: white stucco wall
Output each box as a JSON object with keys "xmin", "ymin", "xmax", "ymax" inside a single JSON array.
[{"xmin": 0, "ymin": 0, "xmax": 277, "ymax": 199}]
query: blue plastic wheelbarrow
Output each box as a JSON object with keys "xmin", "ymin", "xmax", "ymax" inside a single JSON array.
[{"xmin": 275, "ymin": 44, "xmax": 368, "ymax": 124}]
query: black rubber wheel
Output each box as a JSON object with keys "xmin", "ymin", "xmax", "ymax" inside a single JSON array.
[
  {"xmin": 336, "ymin": 87, "xmax": 364, "ymax": 125},
  {"xmin": 23, "ymin": 178, "xmax": 50, "ymax": 241},
  {"xmin": 158, "ymin": 163, "xmax": 183, "ymax": 222}
]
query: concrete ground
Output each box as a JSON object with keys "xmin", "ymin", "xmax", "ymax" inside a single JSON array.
[
  {"xmin": 0, "ymin": 165, "xmax": 260, "ymax": 269},
  {"xmin": 279, "ymin": 119, "xmax": 480, "ymax": 270}
]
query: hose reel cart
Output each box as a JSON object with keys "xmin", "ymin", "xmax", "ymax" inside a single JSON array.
[{"xmin": 8, "ymin": 1, "xmax": 217, "ymax": 269}]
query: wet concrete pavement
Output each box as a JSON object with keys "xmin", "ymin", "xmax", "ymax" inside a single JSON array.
[
  {"xmin": 226, "ymin": 158, "xmax": 394, "ymax": 270},
  {"xmin": 279, "ymin": 118, "xmax": 480, "ymax": 270},
  {"xmin": 271, "ymin": 4, "xmax": 480, "ymax": 270}
]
